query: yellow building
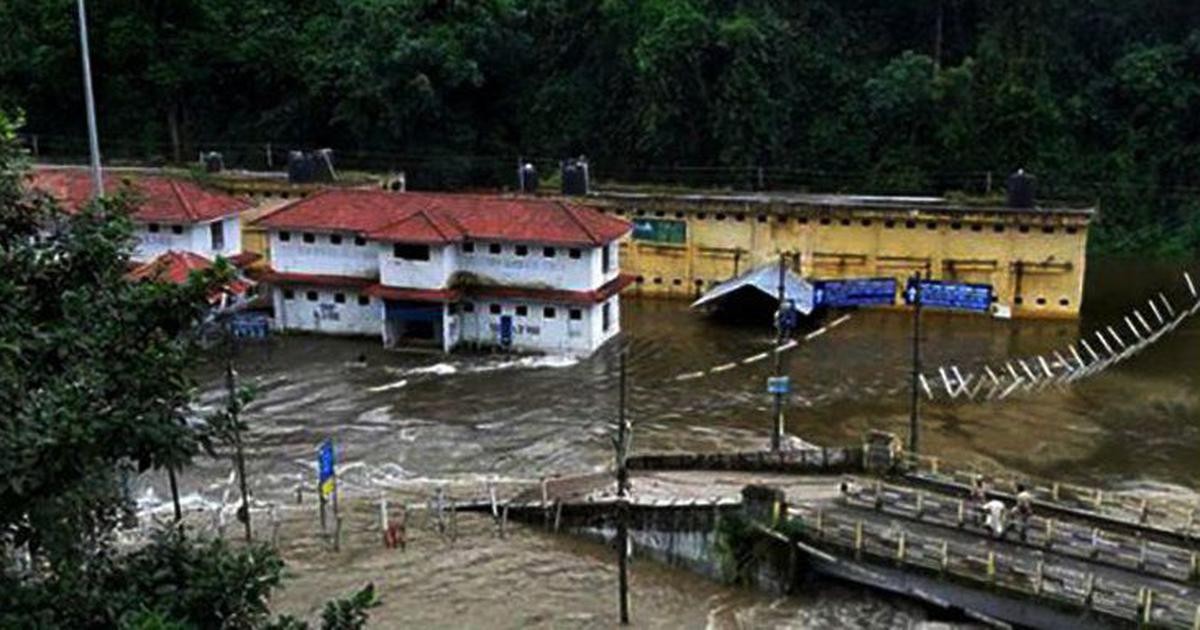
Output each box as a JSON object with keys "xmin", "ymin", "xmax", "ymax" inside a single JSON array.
[{"xmin": 585, "ymin": 191, "xmax": 1093, "ymax": 319}]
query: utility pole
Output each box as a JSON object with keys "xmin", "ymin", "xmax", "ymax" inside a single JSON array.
[
  {"xmin": 76, "ymin": 0, "xmax": 103, "ymax": 199},
  {"xmin": 908, "ymin": 270, "xmax": 925, "ymax": 454},
  {"xmin": 226, "ymin": 318, "xmax": 252, "ymax": 542},
  {"xmin": 771, "ymin": 252, "xmax": 787, "ymax": 451},
  {"xmin": 168, "ymin": 467, "xmax": 182, "ymax": 525},
  {"xmin": 613, "ymin": 350, "xmax": 631, "ymax": 625}
]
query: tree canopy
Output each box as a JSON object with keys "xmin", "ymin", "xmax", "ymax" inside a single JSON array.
[
  {"xmin": 1, "ymin": 1, "xmax": 1199, "ymax": 253},
  {"xmin": 0, "ymin": 109, "xmax": 374, "ymax": 629}
]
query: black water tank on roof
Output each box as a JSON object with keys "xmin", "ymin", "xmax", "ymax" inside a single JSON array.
[
  {"xmin": 1005, "ymin": 169, "xmax": 1036, "ymax": 209},
  {"xmin": 287, "ymin": 149, "xmax": 337, "ymax": 184},
  {"xmin": 203, "ymin": 151, "xmax": 223, "ymax": 173},
  {"xmin": 561, "ymin": 157, "xmax": 589, "ymax": 196}
]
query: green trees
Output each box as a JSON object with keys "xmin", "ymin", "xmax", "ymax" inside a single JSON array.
[
  {"xmin": 0, "ymin": 111, "xmax": 374, "ymax": 628},
  {"xmin": 1, "ymin": 1, "xmax": 1199, "ymax": 253}
]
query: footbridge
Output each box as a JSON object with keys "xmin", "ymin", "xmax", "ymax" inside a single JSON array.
[{"xmin": 465, "ymin": 434, "xmax": 1200, "ymax": 629}]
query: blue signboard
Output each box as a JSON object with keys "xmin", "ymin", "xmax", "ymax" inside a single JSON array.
[
  {"xmin": 812, "ymin": 278, "xmax": 898, "ymax": 308},
  {"xmin": 905, "ymin": 279, "xmax": 993, "ymax": 313},
  {"xmin": 318, "ymin": 439, "xmax": 336, "ymax": 498},
  {"xmin": 767, "ymin": 376, "xmax": 790, "ymax": 394}
]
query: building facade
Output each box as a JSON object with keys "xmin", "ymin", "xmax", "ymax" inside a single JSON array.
[
  {"xmin": 587, "ymin": 191, "xmax": 1093, "ymax": 319},
  {"xmin": 256, "ymin": 189, "xmax": 631, "ymax": 355},
  {"xmin": 28, "ymin": 167, "xmax": 251, "ymax": 263}
]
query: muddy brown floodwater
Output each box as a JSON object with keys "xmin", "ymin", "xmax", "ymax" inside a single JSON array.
[{"xmin": 139, "ymin": 258, "xmax": 1200, "ymax": 628}]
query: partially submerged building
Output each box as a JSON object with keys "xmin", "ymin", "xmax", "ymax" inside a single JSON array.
[
  {"xmin": 593, "ymin": 191, "xmax": 1093, "ymax": 319},
  {"xmin": 253, "ymin": 189, "xmax": 633, "ymax": 354},
  {"xmin": 27, "ymin": 167, "xmax": 254, "ymax": 265}
]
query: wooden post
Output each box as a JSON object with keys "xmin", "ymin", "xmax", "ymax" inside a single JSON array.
[
  {"xmin": 1051, "ymin": 482, "xmax": 1060, "ymax": 502},
  {"xmin": 168, "ymin": 466, "xmax": 183, "ymax": 526},
  {"xmin": 1034, "ymin": 560, "xmax": 1044, "ymax": 595},
  {"xmin": 854, "ymin": 521, "xmax": 864, "ymax": 558},
  {"xmin": 296, "ymin": 486, "xmax": 303, "ymax": 505},
  {"xmin": 815, "ymin": 509, "xmax": 824, "ymax": 538},
  {"xmin": 333, "ymin": 515, "xmax": 342, "ymax": 552},
  {"xmin": 915, "ymin": 491, "xmax": 924, "ymax": 516},
  {"xmin": 500, "ymin": 504, "xmax": 509, "ymax": 539},
  {"xmin": 930, "ymin": 457, "xmax": 939, "ymax": 475},
  {"xmin": 554, "ymin": 501, "xmax": 563, "ymax": 532},
  {"xmin": 987, "ymin": 551, "xmax": 996, "ymax": 584},
  {"xmin": 940, "ymin": 541, "xmax": 948, "ymax": 572},
  {"xmin": 895, "ymin": 532, "xmax": 906, "ymax": 563},
  {"xmin": 1044, "ymin": 519, "xmax": 1054, "ymax": 548}
]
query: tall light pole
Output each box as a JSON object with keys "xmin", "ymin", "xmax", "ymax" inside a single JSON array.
[{"xmin": 76, "ymin": 0, "xmax": 103, "ymax": 198}]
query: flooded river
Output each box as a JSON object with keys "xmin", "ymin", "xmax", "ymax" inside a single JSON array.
[{"xmin": 152, "ymin": 259, "xmax": 1200, "ymax": 627}]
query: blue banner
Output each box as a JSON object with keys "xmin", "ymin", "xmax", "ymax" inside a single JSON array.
[
  {"xmin": 812, "ymin": 278, "xmax": 897, "ymax": 308},
  {"xmin": 318, "ymin": 439, "xmax": 335, "ymax": 498},
  {"xmin": 905, "ymin": 279, "xmax": 993, "ymax": 313}
]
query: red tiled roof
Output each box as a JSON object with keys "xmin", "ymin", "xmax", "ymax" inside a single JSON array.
[
  {"xmin": 363, "ymin": 284, "xmax": 462, "ymax": 303},
  {"xmin": 258, "ymin": 268, "xmax": 375, "ymax": 288},
  {"xmin": 128, "ymin": 250, "xmax": 214, "ymax": 285},
  {"xmin": 127, "ymin": 250, "xmax": 254, "ymax": 297},
  {"xmin": 27, "ymin": 167, "xmax": 251, "ymax": 223},
  {"xmin": 254, "ymin": 189, "xmax": 630, "ymax": 246},
  {"xmin": 468, "ymin": 273, "xmax": 637, "ymax": 305},
  {"xmin": 226, "ymin": 251, "xmax": 262, "ymax": 268}
]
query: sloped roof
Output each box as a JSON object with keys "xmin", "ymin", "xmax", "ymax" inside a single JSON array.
[
  {"xmin": 126, "ymin": 250, "xmax": 253, "ymax": 296},
  {"xmin": 254, "ymin": 189, "xmax": 630, "ymax": 246},
  {"xmin": 691, "ymin": 263, "xmax": 815, "ymax": 314},
  {"xmin": 27, "ymin": 167, "xmax": 251, "ymax": 223}
]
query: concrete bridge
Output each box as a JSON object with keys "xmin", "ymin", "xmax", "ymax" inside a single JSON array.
[{"xmin": 463, "ymin": 434, "xmax": 1200, "ymax": 629}]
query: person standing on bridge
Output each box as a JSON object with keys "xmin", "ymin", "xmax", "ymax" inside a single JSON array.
[
  {"xmin": 1011, "ymin": 484, "xmax": 1034, "ymax": 541},
  {"xmin": 983, "ymin": 498, "xmax": 1007, "ymax": 538}
]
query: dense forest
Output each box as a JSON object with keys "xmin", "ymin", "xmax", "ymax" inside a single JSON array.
[{"xmin": 1, "ymin": 1, "xmax": 1199, "ymax": 254}]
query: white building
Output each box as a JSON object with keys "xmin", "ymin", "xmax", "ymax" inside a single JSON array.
[
  {"xmin": 255, "ymin": 189, "xmax": 633, "ymax": 355},
  {"xmin": 28, "ymin": 167, "xmax": 252, "ymax": 264}
]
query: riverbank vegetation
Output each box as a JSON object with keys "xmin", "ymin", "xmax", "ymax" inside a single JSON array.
[
  {"xmin": 1, "ymin": 1, "xmax": 1197, "ymax": 254},
  {"xmin": 0, "ymin": 111, "xmax": 374, "ymax": 628}
]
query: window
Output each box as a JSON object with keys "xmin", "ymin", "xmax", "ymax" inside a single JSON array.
[
  {"xmin": 568, "ymin": 248, "xmax": 582, "ymax": 259},
  {"xmin": 569, "ymin": 308, "xmax": 583, "ymax": 321},
  {"xmin": 489, "ymin": 243, "xmax": 502, "ymax": 255},
  {"xmin": 950, "ymin": 223, "xmax": 962, "ymax": 231},
  {"xmin": 210, "ymin": 221, "xmax": 225, "ymax": 250},
  {"xmin": 462, "ymin": 302, "xmax": 475, "ymax": 313},
  {"xmin": 861, "ymin": 219, "xmax": 872, "ymax": 227},
  {"xmin": 697, "ymin": 213, "xmax": 708, "ymax": 220},
  {"xmin": 306, "ymin": 291, "xmax": 319, "ymax": 302},
  {"xmin": 1066, "ymin": 227, "xmax": 1078, "ymax": 235},
  {"xmin": 543, "ymin": 307, "xmax": 556, "ymax": 319},
  {"xmin": 1042, "ymin": 226, "xmax": 1054, "ymax": 234},
  {"xmin": 635, "ymin": 276, "xmax": 645, "ymax": 284},
  {"xmin": 1018, "ymin": 225, "xmax": 1030, "ymax": 234},
  {"xmin": 884, "ymin": 220, "xmax": 896, "ymax": 229},
  {"xmin": 330, "ymin": 234, "xmax": 343, "ymax": 245},
  {"xmin": 993, "ymin": 224, "xmax": 1005, "ymax": 233},
  {"xmin": 971, "ymin": 224, "xmax": 983, "ymax": 232},
  {"xmin": 757, "ymin": 215, "xmax": 767, "ymax": 223},
  {"xmin": 543, "ymin": 247, "xmax": 555, "ymax": 258},
  {"xmin": 148, "ymin": 223, "xmax": 160, "ymax": 233},
  {"xmin": 1059, "ymin": 298, "xmax": 1070, "ymax": 307},
  {"xmin": 653, "ymin": 277, "xmax": 663, "ymax": 284},
  {"xmin": 280, "ymin": 231, "xmax": 291, "ymax": 242},
  {"xmin": 926, "ymin": 222, "xmax": 937, "ymax": 230},
  {"xmin": 462, "ymin": 241, "xmax": 475, "ymax": 253},
  {"xmin": 171, "ymin": 225, "xmax": 184, "ymax": 235},
  {"xmin": 489, "ymin": 304, "xmax": 502, "ymax": 315},
  {"xmin": 601, "ymin": 244, "xmax": 611, "ymax": 273},
  {"xmin": 516, "ymin": 305, "xmax": 528, "ymax": 317},
  {"xmin": 515, "ymin": 245, "xmax": 528, "ymax": 257},
  {"xmin": 358, "ymin": 294, "xmax": 370, "ymax": 306},
  {"xmin": 905, "ymin": 221, "xmax": 916, "ymax": 229},
  {"xmin": 1036, "ymin": 297, "xmax": 1047, "ymax": 306},
  {"xmin": 283, "ymin": 289, "xmax": 295, "ymax": 300},
  {"xmin": 655, "ymin": 211, "xmax": 665, "ymax": 218},
  {"xmin": 393, "ymin": 243, "xmax": 430, "ymax": 261},
  {"xmin": 354, "ymin": 236, "xmax": 367, "ymax": 246},
  {"xmin": 715, "ymin": 213, "xmax": 726, "ymax": 221},
  {"xmin": 602, "ymin": 302, "xmax": 611, "ymax": 331},
  {"xmin": 735, "ymin": 214, "xmax": 745, "ymax": 222},
  {"xmin": 334, "ymin": 293, "xmax": 346, "ymax": 304},
  {"xmin": 840, "ymin": 218, "xmax": 851, "ymax": 226},
  {"xmin": 303, "ymin": 232, "xmax": 315, "ymax": 243}
]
